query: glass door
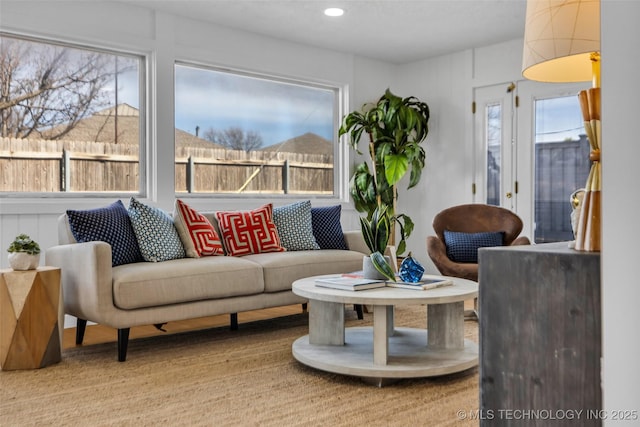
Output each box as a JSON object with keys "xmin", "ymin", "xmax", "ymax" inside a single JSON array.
[
  {"xmin": 474, "ymin": 81, "xmax": 590, "ymax": 242},
  {"xmin": 473, "ymin": 83, "xmax": 517, "ymax": 211},
  {"xmin": 517, "ymin": 80, "xmax": 591, "ymax": 243}
]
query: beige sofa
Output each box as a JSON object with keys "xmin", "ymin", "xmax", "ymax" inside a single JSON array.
[{"xmin": 46, "ymin": 212, "xmax": 367, "ymax": 361}]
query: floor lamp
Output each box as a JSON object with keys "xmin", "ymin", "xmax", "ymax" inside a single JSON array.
[{"xmin": 521, "ymin": 0, "xmax": 601, "ymax": 252}]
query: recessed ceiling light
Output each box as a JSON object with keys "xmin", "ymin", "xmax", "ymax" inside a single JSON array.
[{"xmin": 324, "ymin": 8, "xmax": 344, "ymax": 17}]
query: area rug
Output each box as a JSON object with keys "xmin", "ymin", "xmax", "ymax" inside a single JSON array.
[{"xmin": 0, "ymin": 305, "xmax": 479, "ymax": 426}]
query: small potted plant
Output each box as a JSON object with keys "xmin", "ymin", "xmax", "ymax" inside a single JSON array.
[
  {"xmin": 7, "ymin": 234, "xmax": 41, "ymax": 270},
  {"xmin": 359, "ymin": 204, "xmax": 396, "ymax": 281}
]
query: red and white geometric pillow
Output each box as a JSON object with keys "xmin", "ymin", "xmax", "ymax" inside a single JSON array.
[
  {"xmin": 173, "ymin": 199, "xmax": 224, "ymax": 257},
  {"xmin": 215, "ymin": 204, "xmax": 286, "ymax": 257}
]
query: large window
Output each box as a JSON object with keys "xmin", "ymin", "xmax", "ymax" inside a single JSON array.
[
  {"xmin": 174, "ymin": 63, "xmax": 339, "ymax": 195},
  {"xmin": 0, "ymin": 33, "xmax": 144, "ymax": 195}
]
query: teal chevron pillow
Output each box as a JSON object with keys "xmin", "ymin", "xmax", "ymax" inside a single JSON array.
[
  {"xmin": 128, "ymin": 198, "xmax": 185, "ymax": 262},
  {"xmin": 273, "ymin": 200, "xmax": 320, "ymax": 251}
]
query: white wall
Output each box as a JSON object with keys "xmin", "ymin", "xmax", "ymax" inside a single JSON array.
[{"xmin": 601, "ymin": 1, "xmax": 640, "ymax": 423}]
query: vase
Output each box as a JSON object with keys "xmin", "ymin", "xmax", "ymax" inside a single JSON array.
[
  {"xmin": 362, "ymin": 255, "xmax": 391, "ymax": 280},
  {"xmin": 8, "ymin": 252, "xmax": 40, "ymax": 270}
]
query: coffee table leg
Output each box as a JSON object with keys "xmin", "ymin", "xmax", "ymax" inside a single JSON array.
[
  {"xmin": 309, "ymin": 300, "xmax": 344, "ymax": 345},
  {"xmin": 373, "ymin": 305, "xmax": 394, "ymax": 365},
  {"xmin": 427, "ymin": 301, "xmax": 464, "ymax": 349}
]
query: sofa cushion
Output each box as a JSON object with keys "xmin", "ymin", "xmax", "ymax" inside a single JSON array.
[
  {"xmin": 311, "ymin": 205, "xmax": 348, "ymax": 250},
  {"xmin": 273, "ymin": 200, "xmax": 320, "ymax": 251},
  {"xmin": 444, "ymin": 230, "xmax": 505, "ymax": 263},
  {"xmin": 128, "ymin": 198, "xmax": 185, "ymax": 262},
  {"xmin": 112, "ymin": 256, "xmax": 264, "ymax": 309},
  {"xmin": 243, "ymin": 249, "xmax": 365, "ymax": 293},
  {"xmin": 215, "ymin": 204, "xmax": 285, "ymax": 256},
  {"xmin": 173, "ymin": 199, "xmax": 224, "ymax": 258},
  {"xmin": 67, "ymin": 200, "xmax": 143, "ymax": 267}
]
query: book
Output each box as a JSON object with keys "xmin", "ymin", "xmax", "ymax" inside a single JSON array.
[
  {"xmin": 315, "ymin": 276, "xmax": 386, "ymax": 291},
  {"xmin": 385, "ymin": 276, "xmax": 454, "ymax": 290}
]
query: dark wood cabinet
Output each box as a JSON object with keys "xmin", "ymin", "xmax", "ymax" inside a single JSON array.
[{"xmin": 478, "ymin": 242, "xmax": 601, "ymax": 426}]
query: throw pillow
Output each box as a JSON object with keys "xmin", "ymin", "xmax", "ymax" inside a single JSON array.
[
  {"xmin": 173, "ymin": 199, "xmax": 224, "ymax": 258},
  {"xmin": 66, "ymin": 200, "xmax": 143, "ymax": 267},
  {"xmin": 272, "ymin": 200, "xmax": 320, "ymax": 251},
  {"xmin": 443, "ymin": 230, "xmax": 505, "ymax": 263},
  {"xmin": 128, "ymin": 198, "xmax": 186, "ymax": 262},
  {"xmin": 215, "ymin": 204, "xmax": 285, "ymax": 256},
  {"xmin": 311, "ymin": 205, "xmax": 348, "ymax": 250}
]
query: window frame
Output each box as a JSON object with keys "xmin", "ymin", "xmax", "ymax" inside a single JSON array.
[
  {"xmin": 173, "ymin": 60, "xmax": 348, "ymax": 200},
  {"xmin": 0, "ymin": 31, "xmax": 149, "ymax": 200}
]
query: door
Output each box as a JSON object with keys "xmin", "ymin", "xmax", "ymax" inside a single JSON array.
[{"xmin": 474, "ymin": 81, "xmax": 590, "ymax": 243}]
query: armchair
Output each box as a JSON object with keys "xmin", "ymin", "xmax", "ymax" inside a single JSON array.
[{"xmin": 426, "ymin": 204, "xmax": 531, "ymax": 319}]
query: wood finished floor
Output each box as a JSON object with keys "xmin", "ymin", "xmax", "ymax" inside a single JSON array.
[{"xmin": 62, "ymin": 300, "xmax": 476, "ymax": 349}]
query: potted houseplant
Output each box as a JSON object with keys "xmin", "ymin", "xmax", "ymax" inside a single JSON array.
[
  {"xmin": 359, "ymin": 204, "xmax": 396, "ymax": 281},
  {"xmin": 339, "ymin": 88, "xmax": 430, "ymax": 257},
  {"xmin": 7, "ymin": 234, "xmax": 41, "ymax": 270}
]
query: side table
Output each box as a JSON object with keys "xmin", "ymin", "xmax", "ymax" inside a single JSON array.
[{"xmin": 0, "ymin": 266, "xmax": 63, "ymax": 370}]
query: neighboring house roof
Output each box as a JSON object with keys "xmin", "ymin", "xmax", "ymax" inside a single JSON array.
[
  {"xmin": 260, "ymin": 132, "xmax": 333, "ymax": 156},
  {"xmin": 45, "ymin": 104, "xmax": 224, "ymax": 149}
]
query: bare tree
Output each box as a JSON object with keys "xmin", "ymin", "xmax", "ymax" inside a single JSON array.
[
  {"xmin": 0, "ymin": 36, "xmax": 127, "ymax": 139},
  {"xmin": 203, "ymin": 126, "xmax": 263, "ymax": 152}
]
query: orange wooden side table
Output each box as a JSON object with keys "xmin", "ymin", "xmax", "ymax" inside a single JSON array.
[{"xmin": 0, "ymin": 266, "xmax": 63, "ymax": 370}]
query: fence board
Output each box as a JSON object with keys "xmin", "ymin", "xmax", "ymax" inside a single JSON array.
[{"xmin": 2, "ymin": 137, "xmax": 333, "ymax": 194}]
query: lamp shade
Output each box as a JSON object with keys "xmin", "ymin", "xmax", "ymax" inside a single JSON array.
[{"xmin": 522, "ymin": 0, "xmax": 600, "ymax": 82}]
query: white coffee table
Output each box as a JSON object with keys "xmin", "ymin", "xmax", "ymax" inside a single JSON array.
[{"xmin": 291, "ymin": 275, "xmax": 478, "ymax": 386}]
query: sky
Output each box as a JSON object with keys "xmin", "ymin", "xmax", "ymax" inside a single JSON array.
[
  {"xmin": 535, "ymin": 95, "xmax": 584, "ymax": 143},
  {"xmin": 109, "ymin": 62, "xmax": 336, "ymax": 147},
  {"xmin": 173, "ymin": 65, "xmax": 335, "ymax": 146}
]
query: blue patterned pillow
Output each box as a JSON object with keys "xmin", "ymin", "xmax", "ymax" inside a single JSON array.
[
  {"xmin": 273, "ymin": 200, "xmax": 320, "ymax": 251},
  {"xmin": 311, "ymin": 205, "xmax": 348, "ymax": 250},
  {"xmin": 444, "ymin": 230, "xmax": 505, "ymax": 263},
  {"xmin": 67, "ymin": 200, "xmax": 143, "ymax": 267},
  {"xmin": 127, "ymin": 198, "xmax": 185, "ymax": 262}
]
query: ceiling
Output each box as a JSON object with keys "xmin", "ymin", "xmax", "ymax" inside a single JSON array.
[{"xmin": 125, "ymin": 0, "xmax": 527, "ymax": 64}]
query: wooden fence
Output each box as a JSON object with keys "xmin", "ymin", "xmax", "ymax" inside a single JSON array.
[{"xmin": 0, "ymin": 137, "xmax": 334, "ymax": 194}]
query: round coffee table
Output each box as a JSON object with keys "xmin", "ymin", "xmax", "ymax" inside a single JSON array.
[{"xmin": 291, "ymin": 275, "xmax": 478, "ymax": 386}]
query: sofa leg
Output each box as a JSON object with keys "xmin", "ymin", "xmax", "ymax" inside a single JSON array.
[
  {"xmin": 354, "ymin": 304, "xmax": 364, "ymax": 320},
  {"xmin": 230, "ymin": 313, "xmax": 238, "ymax": 330},
  {"xmin": 301, "ymin": 303, "xmax": 308, "ymax": 312},
  {"xmin": 118, "ymin": 328, "xmax": 130, "ymax": 362},
  {"xmin": 76, "ymin": 318, "xmax": 87, "ymax": 345}
]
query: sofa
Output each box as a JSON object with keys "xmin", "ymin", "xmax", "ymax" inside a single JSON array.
[{"xmin": 46, "ymin": 199, "xmax": 368, "ymax": 361}]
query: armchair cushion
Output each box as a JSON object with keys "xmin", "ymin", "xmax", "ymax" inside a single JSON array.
[{"xmin": 443, "ymin": 230, "xmax": 505, "ymax": 263}]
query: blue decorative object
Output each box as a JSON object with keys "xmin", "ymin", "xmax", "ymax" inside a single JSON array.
[{"xmin": 399, "ymin": 253, "xmax": 425, "ymax": 283}]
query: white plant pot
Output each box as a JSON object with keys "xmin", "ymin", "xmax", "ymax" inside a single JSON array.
[
  {"xmin": 362, "ymin": 255, "xmax": 391, "ymax": 280},
  {"xmin": 8, "ymin": 252, "xmax": 40, "ymax": 270}
]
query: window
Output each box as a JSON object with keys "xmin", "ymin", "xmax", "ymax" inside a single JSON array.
[
  {"xmin": 534, "ymin": 95, "xmax": 590, "ymax": 243},
  {"xmin": 0, "ymin": 33, "xmax": 144, "ymax": 195},
  {"xmin": 174, "ymin": 63, "xmax": 339, "ymax": 195}
]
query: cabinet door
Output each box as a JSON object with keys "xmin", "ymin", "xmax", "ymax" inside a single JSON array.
[{"xmin": 478, "ymin": 243, "xmax": 601, "ymax": 426}]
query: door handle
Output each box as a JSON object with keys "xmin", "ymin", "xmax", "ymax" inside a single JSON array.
[{"xmin": 506, "ymin": 192, "xmax": 512, "ymax": 199}]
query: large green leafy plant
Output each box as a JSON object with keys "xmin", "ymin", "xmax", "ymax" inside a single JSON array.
[{"xmin": 339, "ymin": 88, "xmax": 430, "ymax": 255}]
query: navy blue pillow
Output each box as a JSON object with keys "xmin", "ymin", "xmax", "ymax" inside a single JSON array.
[
  {"xmin": 311, "ymin": 205, "xmax": 348, "ymax": 250},
  {"xmin": 443, "ymin": 230, "xmax": 505, "ymax": 263},
  {"xmin": 67, "ymin": 200, "xmax": 143, "ymax": 267}
]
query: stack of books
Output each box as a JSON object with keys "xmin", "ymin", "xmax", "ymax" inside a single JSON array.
[
  {"xmin": 314, "ymin": 273, "xmax": 453, "ymax": 291},
  {"xmin": 314, "ymin": 277, "xmax": 386, "ymax": 291}
]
